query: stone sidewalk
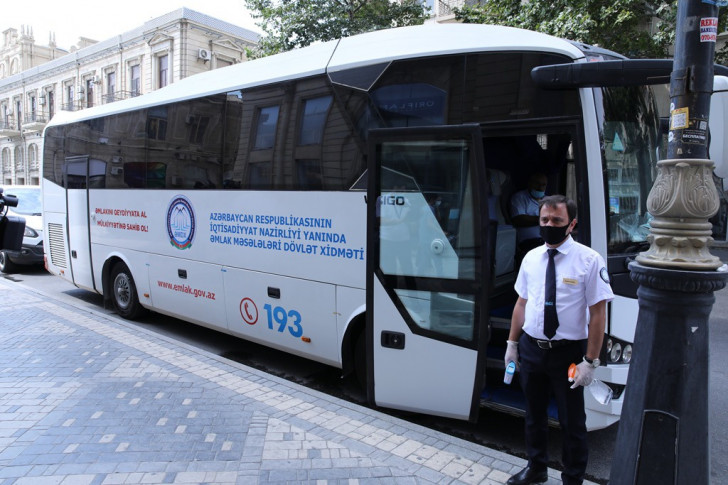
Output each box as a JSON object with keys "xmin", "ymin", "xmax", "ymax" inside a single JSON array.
[{"xmin": 0, "ymin": 277, "xmax": 590, "ymax": 485}]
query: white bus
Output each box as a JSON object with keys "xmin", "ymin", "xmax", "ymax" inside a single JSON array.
[{"xmin": 42, "ymin": 23, "xmax": 728, "ymax": 430}]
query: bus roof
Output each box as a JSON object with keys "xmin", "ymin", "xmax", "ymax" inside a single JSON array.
[{"xmin": 45, "ymin": 23, "xmax": 584, "ymax": 128}]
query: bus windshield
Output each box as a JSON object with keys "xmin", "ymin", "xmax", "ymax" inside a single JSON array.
[{"xmin": 597, "ymin": 84, "xmax": 667, "ymax": 255}]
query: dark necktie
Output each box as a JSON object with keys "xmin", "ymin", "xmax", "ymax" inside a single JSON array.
[{"xmin": 544, "ymin": 248, "xmax": 559, "ymax": 339}]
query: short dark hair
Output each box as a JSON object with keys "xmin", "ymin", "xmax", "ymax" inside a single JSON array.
[{"xmin": 539, "ymin": 194, "xmax": 577, "ymax": 222}]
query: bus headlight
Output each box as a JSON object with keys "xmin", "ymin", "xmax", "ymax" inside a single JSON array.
[
  {"xmin": 622, "ymin": 344, "xmax": 632, "ymax": 364},
  {"xmin": 24, "ymin": 226, "xmax": 38, "ymax": 238},
  {"xmin": 605, "ymin": 336, "xmax": 632, "ymax": 364},
  {"xmin": 609, "ymin": 342, "xmax": 622, "ymax": 362}
]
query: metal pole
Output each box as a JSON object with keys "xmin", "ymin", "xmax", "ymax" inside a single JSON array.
[
  {"xmin": 636, "ymin": 0, "xmax": 722, "ymax": 270},
  {"xmin": 611, "ymin": 1, "xmax": 728, "ymax": 483}
]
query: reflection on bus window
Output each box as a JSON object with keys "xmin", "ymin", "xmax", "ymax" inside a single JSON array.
[
  {"xmin": 395, "ymin": 289, "xmax": 475, "ymax": 341},
  {"xmin": 254, "ymin": 106, "xmax": 280, "ymax": 150},
  {"xmin": 371, "ymin": 83, "xmax": 447, "ymax": 127},
  {"xmin": 598, "ymin": 86, "xmax": 661, "ymax": 254},
  {"xmin": 299, "ymin": 96, "xmax": 332, "ymax": 145},
  {"xmin": 296, "ymin": 159, "xmax": 323, "ymax": 189},
  {"xmin": 378, "ymin": 139, "xmax": 479, "ymax": 281}
]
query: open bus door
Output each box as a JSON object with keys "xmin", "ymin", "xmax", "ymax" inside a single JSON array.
[
  {"xmin": 63, "ymin": 155, "xmax": 105, "ymax": 291},
  {"xmin": 366, "ymin": 125, "xmax": 491, "ymax": 421}
]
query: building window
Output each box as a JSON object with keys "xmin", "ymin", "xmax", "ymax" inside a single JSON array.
[
  {"xmin": 14, "ymin": 146, "xmax": 23, "ymax": 171},
  {"xmin": 65, "ymin": 84, "xmax": 75, "ymax": 110},
  {"xmin": 217, "ymin": 58, "xmax": 233, "ymax": 69},
  {"xmin": 48, "ymin": 91, "xmax": 55, "ymax": 119},
  {"xmin": 29, "ymin": 95, "xmax": 37, "ymax": 122},
  {"xmin": 158, "ymin": 55, "xmax": 169, "ymax": 89},
  {"xmin": 107, "ymin": 71, "xmax": 116, "ymax": 102},
  {"xmin": 147, "ymin": 106, "xmax": 168, "ymax": 140},
  {"xmin": 253, "ymin": 106, "xmax": 280, "ymax": 150},
  {"xmin": 130, "ymin": 65, "xmax": 141, "ymax": 96},
  {"xmin": 188, "ymin": 116, "xmax": 210, "ymax": 144},
  {"xmin": 296, "ymin": 159, "xmax": 323, "ymax": 189},
  {"xmin": 86, "ymin": 79, "xmax": 95, "ymax": 108},
  {"xmin": 28, "ymin": 144, "xmax": 38, "ymax": 170},
  {"xmin": 15, "ymin": 99, "xmax": 22, "ymax": 129},
  {"xmin": 298, "ymin": 96, "xmax": 332, "ymax": 146},
  {"xmin": 1, "ymin": 148, "xmax": 10, "ymax": 173}
]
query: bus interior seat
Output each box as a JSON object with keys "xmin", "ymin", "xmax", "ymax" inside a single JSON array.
[{"xmin": 487, "ymin": 169, "xmax": 516, "ymax": 280}]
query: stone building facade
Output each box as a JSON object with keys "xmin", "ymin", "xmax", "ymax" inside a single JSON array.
[{"xmin": 0, "ymin": 8, "xmax": 258, "ymax": 186}]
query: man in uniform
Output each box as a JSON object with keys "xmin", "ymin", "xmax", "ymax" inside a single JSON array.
[{"xmin": 504, "ymin": 195, "xmax": 614, "ymax": 485}]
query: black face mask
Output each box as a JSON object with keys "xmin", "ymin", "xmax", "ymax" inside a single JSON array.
[{"xmin": 540, "ymin": 224, "xmax": 570, "ymax": 246}]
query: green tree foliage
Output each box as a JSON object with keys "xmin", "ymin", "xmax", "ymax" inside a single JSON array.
[
  {"xmin": 245, "ymin": 0, "xmax": 429, "ymax": 57},
  {"xmin": 455, "ymin": 0, "xmax": 728, "ymax": 64}
]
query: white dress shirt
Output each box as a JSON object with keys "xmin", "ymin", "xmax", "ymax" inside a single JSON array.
[{"xmin": 514, "ymin": 236, "xmax": 614, "ymax": 340}]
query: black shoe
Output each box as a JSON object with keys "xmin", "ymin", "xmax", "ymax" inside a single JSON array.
[{"xmin": 506, "ymin": 466, "xmax": 548, "ymax": 485}]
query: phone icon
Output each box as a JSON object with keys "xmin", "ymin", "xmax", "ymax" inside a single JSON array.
[{"xmin": 240, "ymin": 298, "xmax": 258, "ymax": 325}]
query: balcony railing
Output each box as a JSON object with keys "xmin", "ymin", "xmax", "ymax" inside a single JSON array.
[
  {"xmin": 102, "ymin": 90, "xmax": 142, "ymax": 105},
  {"xmin": 61, "ymin": 102, "xmax": 81, "ymax": 112},
  {"xmin": 0, "ymin": 118, "xmax": 21, "ymax": 135},
  {"xmin": 23, "ymin": 114, "xmax": 47, "ymax": 124},
  {"xmin": 22, "ymin": 114, "xmax": 48, "ymax": 132}
]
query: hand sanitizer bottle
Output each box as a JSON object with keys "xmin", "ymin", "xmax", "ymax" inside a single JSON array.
[
  {"xmin": 568, "ymin": 363, "xmax": 613, "ymax": 405},
  {"xmin": 504, "ymin": 361, "xmax": 516, "ymax": 385}
]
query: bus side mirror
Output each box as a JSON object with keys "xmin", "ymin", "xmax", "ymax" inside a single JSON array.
[{"xmin": 709, "ymin": 75, "xmax": 728, "ymax": 179}]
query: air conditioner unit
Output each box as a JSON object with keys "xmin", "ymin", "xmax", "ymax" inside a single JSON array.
[{"xmin": 198, "ymin": 49, "xmax": 210, "ymax": 61}]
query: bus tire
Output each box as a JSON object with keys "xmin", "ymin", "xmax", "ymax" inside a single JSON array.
[{"xmin": 110, "ymin": 262, "xmax": 145, "ymax": 320}]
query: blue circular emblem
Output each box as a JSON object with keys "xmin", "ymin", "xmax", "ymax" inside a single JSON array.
[
  {"xmin": 166, "ymin": 196, "xmax": 195, "ymax": 250},
  {"xmin": 600, "ymin": 267, "xmax": 611, "ymax": 284}
]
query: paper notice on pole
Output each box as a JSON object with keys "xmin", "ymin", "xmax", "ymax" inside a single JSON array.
[
  {"xmin": 671, "ymin": 107, "xmax": 689, "ymax": 130},
  {"xmin": 700, "ymin": 18, "xmax": 718, "ymax": 43}
]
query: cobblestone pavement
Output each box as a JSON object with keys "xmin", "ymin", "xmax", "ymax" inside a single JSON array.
[{"xmin": 0, "ymin": 278, "xmax": 592, "ymax": 484}]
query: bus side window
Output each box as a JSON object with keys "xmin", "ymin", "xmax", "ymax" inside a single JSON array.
[
  {"xmin": 171, "ymin": 96, "xmax": 225, "ymax": 189},
  {"xmin": 245, "ymin": 102, "xmax": 280, "ymax": 189},
  {"xmin": 223, "ymin": 91, "xmax": 243, "ymax": 189},
  {"xmin": 293, "ymin": 94, "xmax": 331, "ymax": 190},
  {"xmin": 42, "ymin": 126, "xmax": 66, "ymax": 187}
]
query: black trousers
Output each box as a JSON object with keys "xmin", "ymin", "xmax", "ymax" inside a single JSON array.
[{"xmin": 518, "ymin": 333, "xmax": 588, "ymax": 485}]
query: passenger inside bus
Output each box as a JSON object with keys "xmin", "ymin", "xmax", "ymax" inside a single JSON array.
[{"xmin": 510, "ymin": 172, "xmax": 548, "ymax": 263}]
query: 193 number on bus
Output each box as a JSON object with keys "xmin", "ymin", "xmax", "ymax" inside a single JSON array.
[{"xmin": 264, "ymin": 304, "xmax": 303, "ymax": 338}]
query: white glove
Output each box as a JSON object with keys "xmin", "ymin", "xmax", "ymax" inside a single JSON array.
[
  {"xmin": 504, "ymin": 340, "xmax": 519, "ymax": 369},
  {"xmin": 569, "ymin": 361, "xmax": 594, "ymax": 389}
]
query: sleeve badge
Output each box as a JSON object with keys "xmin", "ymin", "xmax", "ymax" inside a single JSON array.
[{"xmin": 600, "ymin": 267, "xmax": 611, "ymax": 284}]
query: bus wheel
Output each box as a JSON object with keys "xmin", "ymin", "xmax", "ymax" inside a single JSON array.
[
  {"xmin": 110, "ymin": 262, "xmax": 145, "ymax": 320},
  {"xmin": 354, "ymin": 330, "xmax": 368, "ymax": 389}
]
